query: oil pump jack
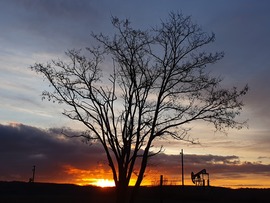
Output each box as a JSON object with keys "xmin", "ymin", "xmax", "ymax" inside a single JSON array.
[{"xmin": 191, "ymin": 169, "xmax": 209, "ymax": 186}]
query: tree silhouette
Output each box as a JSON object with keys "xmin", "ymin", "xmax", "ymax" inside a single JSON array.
[{"xmin": 31, "ymin": 12, "xmax": 248, "ymax": 203}]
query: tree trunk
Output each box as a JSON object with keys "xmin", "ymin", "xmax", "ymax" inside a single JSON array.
[
  {"xmin": 115, "ymin": 168, "xmax": 129, "ymax": 203},
  {"xmin": 129, "ymin": 186, "xmax": 138, "ymax": 203},
  {"xmin": 129, "ymin": 152, "xmax": 149, "ymax": 203},
  {"xmin": 115, "ymin": 183, "xmax": 128, "ymax": 203}
]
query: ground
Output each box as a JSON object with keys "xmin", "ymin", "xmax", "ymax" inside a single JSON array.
[{"xmin": 0, "ymin": 181, "xmax": 269, "ymax": 203}]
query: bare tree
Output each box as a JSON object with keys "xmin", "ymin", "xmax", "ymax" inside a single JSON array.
[{"xmin": 31, "ymin": 12, "xmax": 248, "ymax": 203}]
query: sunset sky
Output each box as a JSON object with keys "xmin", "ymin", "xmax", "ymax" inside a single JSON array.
[{"xmin": 1, "ymin": 0, "xmax": 270, "ymax": 188}]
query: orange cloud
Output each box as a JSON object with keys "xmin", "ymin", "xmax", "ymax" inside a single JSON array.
[{"xmin": 1, "ymin": 123, "xmax": 270, "ymax": 188}]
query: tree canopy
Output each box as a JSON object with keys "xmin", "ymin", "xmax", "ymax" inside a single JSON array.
[{"xmin": 31, "ymin": 12, "xmax": 248, "ymax": 203}]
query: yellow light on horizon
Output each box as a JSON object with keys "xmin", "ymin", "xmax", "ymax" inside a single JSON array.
[
  {"xmin": 62, "ymin": 164, "xmax": 270, "ymax": 189},
  {"xmin": 94, "ymin": 179, "xmax": 115, "ymax": 187}
]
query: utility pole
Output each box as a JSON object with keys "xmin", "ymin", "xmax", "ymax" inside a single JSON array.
[
  {"xmin": 180, "ymin": 149, "xmax": 184, "ymax": 186},
  {"xmin": 32, "ymin": 165, "xmax": 36, "ymax": 182},
  {"xmin": 29, "ymin": 165, "xmax": 36, "ymax": 183}
]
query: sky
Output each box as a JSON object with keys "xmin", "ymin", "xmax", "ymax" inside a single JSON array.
[{"xmin": 0, "ymin": 0, "xmax": 270, "ymax": 188}]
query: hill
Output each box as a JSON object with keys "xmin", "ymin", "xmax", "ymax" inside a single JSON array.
[{"xmin": 0, "ymin": 181, "xmax": 269, "ymax": 203}]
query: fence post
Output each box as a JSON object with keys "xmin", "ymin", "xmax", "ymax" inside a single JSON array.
[{"xmin": 160, "ymin": 175, "xmax": 163, "ymax": 203}]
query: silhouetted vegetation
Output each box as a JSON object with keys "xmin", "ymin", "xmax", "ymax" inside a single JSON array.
[{"xmin": 1, "ymin": 182, "xmax": 269, "ymax": 203}]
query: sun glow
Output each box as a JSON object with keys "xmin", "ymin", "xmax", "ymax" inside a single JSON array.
[{"xmin": 94, "ymin": 179, "xmax": 115, "ymax": 187}]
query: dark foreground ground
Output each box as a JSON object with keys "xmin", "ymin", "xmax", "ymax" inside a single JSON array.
[{"xmin": 0, "ymin": 181, "xmax": 269, "ymax": 203}]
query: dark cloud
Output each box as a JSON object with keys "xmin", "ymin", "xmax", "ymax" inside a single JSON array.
[
  {"xmin": 1, "ymin": 123, "xmax": 270, "ymax": 186},
  {"xmin": 147, "ymin": 153, "xmax": 270, "ymax": 180},
  {"xmin": 0, "ymin": 123, "xmax": 107, "ymax": 183}
]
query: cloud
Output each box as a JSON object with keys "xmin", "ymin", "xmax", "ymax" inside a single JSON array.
[
  {"xmin": 147, "ymin": 153, "xmax": 270, "ymax": 181},
  {"xmin": 1, "ymin": 123, "xmax": 269, "ymax": 186},
  {"xmin": 1, "ymin": 0, "xmax": 270, "ymax": 187},
  {"xmin": 245, "ymin": 68, "xmax": 270, "ymax": 127},
  {"xmin": 0, "ymin": 0, "xmax": 105, "ymax": 53},
  {"xmin": 0, "ymin": 123, "xmax": 107, "ymax": 183}
]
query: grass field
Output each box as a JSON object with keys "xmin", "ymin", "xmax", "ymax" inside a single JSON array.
[{"xmin": 0, "ymin": 181, "xmax": 269, "ymax": 203}]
